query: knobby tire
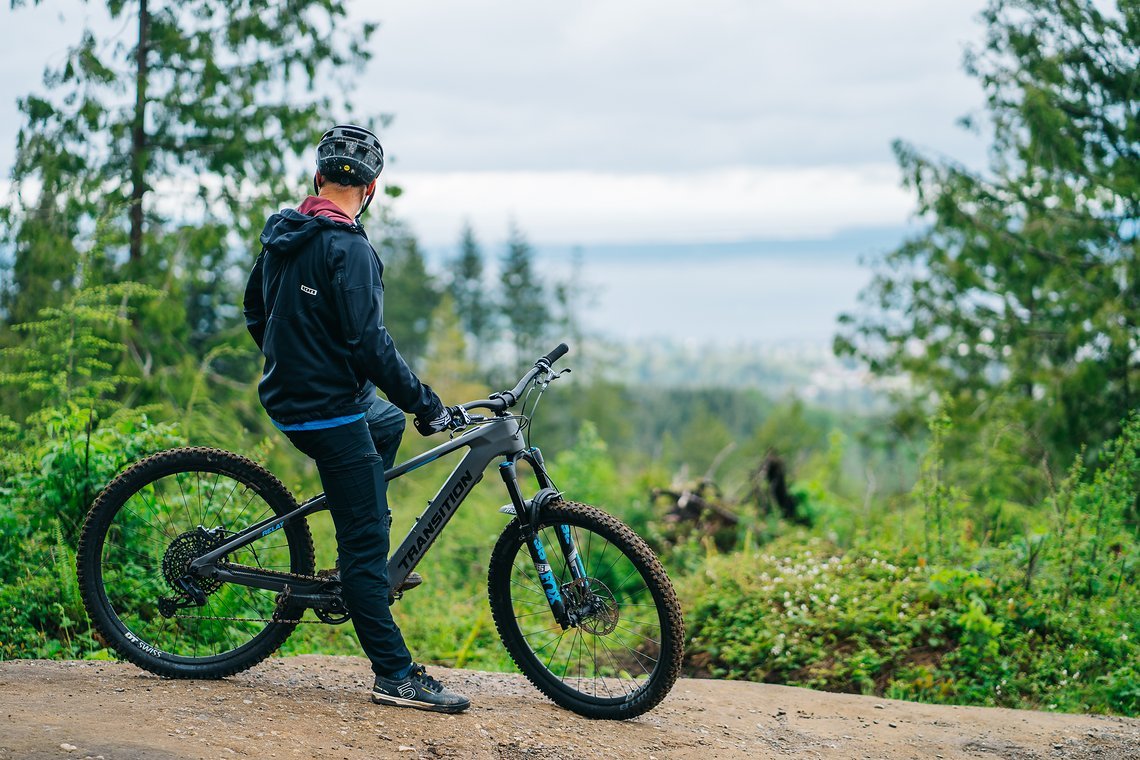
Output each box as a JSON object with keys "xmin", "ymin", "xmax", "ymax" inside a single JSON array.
[
  {"xmin": 77, "ymin": 447, "xmax": 315, "ymax": 679},
  {"xmin": 488, "ymin": 501, "xmax": 684, "ymax": 719}
]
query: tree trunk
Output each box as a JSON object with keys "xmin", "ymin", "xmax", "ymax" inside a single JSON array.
[{"xmin": 129, "ymin": 0, "xmax": 149, "ymax": 266}]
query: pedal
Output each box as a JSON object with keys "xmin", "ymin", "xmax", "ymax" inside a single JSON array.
[
  {"xmin": 388, "ymin": 571, "xmax": 423, "ymax": 604},
  {"xmin": 396, "ymin": 571, "xmax": 423, "ymax": 593}
]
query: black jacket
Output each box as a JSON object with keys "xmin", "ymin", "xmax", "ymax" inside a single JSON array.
[{"xmin": 243, "ymin": 207, "xmax": 443, "ymax": 426}]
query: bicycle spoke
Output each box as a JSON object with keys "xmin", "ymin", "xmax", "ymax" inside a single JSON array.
[
  {"xmin": 596, "ymin": 636, "xmax": 635, "ymax": 694},
  {"xmin": 94, "ymin": 463, "xmax": 302, "ymax": 662},
  {"xmin": 560, "ymin": 628, "xmax": 579, "ymax": 683}
]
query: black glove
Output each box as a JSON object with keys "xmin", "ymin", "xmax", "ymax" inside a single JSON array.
[{"xmin": 414, "ymin": 405, "xmax": 471, "ymax": 436}]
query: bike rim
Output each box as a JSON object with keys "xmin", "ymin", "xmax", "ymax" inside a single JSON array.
[
  {"xmin": 96, "ymin": 467, "xmax": 297, "ymax": 663},
  {"xmin": 507, "ymin": 521, "xmax": 666, "ymax": 704}
]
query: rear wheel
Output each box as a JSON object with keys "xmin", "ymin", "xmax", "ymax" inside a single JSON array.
[
  {"xmin": 488, "ymin": 501, "xmax": 684, "ymax": 719},
  {"xmin": 77, "ymin": 447, "xmax": 315, "ymax": 679}
]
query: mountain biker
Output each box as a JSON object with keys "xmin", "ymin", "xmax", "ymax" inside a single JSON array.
[{"xmin": 243, "ymin": 124, "xmax": 471, "ymax": 713}]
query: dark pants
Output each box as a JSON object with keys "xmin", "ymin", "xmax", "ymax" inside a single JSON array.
[{"xmin": 283, "ymin": 396, "xmax": 413, "ymax": 679}]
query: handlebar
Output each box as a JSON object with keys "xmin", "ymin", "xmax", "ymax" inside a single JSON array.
[
  {"xmin": 540, "ymin": 343, "xmax": 569, "ymax": 367},
  {"xmin": 461, "ymin": 342, "xmax": 570, "ymax": 414}
]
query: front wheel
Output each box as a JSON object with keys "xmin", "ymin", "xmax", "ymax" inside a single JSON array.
[{"xmin": 488, "ymin": 501, "xmax": 684, "ymax": 719}]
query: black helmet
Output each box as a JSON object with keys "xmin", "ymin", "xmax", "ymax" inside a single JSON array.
[{"xmin": 316, "ymin": 124, "xmax": 384, "ymax": 186}]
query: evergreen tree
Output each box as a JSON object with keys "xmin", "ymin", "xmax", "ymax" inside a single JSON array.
[
  {"xmin": 836, "ymin": 0, "xmax": 1140, "ymax": 460},
  {"xmin": 422, "ymin": 293, "xmax": 485, "ymax": 405},
  {"xmin": 2, "ymin": 0, "xmax": 376, "ymax": 342},
  {"xmin": 449, "ymin": 223, "xmax": 493, "ymax": 348},
  {"xmin": 499, "ymin": 222, "xmax": 550, "ymax": 373},
  {"xmin": 378, "ymin": 227, "xmax": 441, "ymax": 365}
]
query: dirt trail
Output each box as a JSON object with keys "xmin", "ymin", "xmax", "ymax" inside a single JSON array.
[{"xmin": 1, "ymin": 657, "xmax": 1138, "ymax": 759}]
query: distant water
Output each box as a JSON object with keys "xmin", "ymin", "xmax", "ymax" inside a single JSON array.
[{"xmin": 426, "ymin": 226, "xmax": 908, "ymax": 346}]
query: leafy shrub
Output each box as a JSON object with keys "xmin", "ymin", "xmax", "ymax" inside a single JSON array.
[
  {"xmin": 0, "ymin": 283, "xmax": 183, "ymax": 659},
  {"xmin": 0, "ymin": 406, "xmax": 184, "ymax": 659},
  {"xmin": 681, "ymin": 535, "xmax": 1139, "ymax": 714}
]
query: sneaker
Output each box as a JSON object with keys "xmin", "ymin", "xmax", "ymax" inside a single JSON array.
[{"xmin": 372, "ymin": 663, "xmax": 471, "ymax": 713}]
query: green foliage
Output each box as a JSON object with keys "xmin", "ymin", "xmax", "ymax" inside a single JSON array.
[
  {"xmin": 547, "ymin": 421, "xmax": 622, "ymax": 509},
  {"xmin": 3, "ymin": 404, "xmax": 183, "ymax": 538},
  {"xmin": 0, "ymin": 281, "xmax": 160, "ymax": 418},
  {"xmin": 0, "ymin": 403, "xmax": 183, "ymax": 659},
  {"xmin": 0, "ymin": 279, "xmax": 184, "ymax": 657},
  {"xmin": 836, "ymin": 0, "xmax": 1140, "ymax": 464},
  {"xmin": 1049, "ymin": 412, "xmax": 1140, "ymax": 605},
  {"xmin": 682, "ymin": 411, "xmax": 1140, "ymax": 715},
  {"xmin": 377, "ymin": 227, "xmax": 442, "ymax": 364},
  {"xmin": 681, "ymin": 535, "xmax": 1139, "ymax": 714},
  {"xmin": 914, "ymin": 401, "xmax": 968, "ymax": 562}
]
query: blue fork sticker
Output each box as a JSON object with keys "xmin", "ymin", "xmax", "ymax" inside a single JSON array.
[
  {"xmin": 531, "ymin": 538, "xmax": 563, "ymax": 606},
  {"xmin": 560, "ymin": 525, "xmax": 587, "ymax": 578}
]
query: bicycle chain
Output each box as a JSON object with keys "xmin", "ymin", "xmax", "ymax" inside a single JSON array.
[{"xmin": 171, "ymin": 613, "xmax": 313, "ymax": 624}]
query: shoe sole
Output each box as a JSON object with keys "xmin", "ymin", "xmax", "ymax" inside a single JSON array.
[{"xmin": 371, "ymin": 692, "xmax": 470, "ymax": 714}]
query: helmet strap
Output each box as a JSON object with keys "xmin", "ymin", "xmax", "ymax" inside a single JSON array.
[
  {"xmin": 356, "ymin": 184, "xmax": 377, "ymax": 223},
  {"xmin": 313, "ymin": 172, "xmax": 322, "ymax": 196}
]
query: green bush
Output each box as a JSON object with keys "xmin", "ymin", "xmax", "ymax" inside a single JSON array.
[
  {"xmin": 0, "ymin": 406, "xmax": 183, "ymax": 659},
  {"xmin": 681, "ymin": 536, "xmax": 1139, "ymax": 714}
]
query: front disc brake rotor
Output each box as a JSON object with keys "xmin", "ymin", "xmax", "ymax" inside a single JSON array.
[{"xmin": 564, "ymin": 577, "xmax": 619, "ymax": 635}]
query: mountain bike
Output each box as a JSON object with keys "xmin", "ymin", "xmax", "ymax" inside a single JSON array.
[{"xmin": 77, "ymin": 344, "xmax": 684, "ymax": 719}]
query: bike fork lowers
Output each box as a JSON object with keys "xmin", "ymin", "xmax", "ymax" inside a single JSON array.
[{"xmin": 499, "ymin": 449, "xmax": 587, "ymax": 630}]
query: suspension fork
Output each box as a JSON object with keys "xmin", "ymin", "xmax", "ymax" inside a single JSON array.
[
  {"xmin": 525, "ymin": 447, "xmax": 587, "ymax": 582},
  {"xmin": 499, "ymin": 459, "xmax": 570, "ymax": 628}
]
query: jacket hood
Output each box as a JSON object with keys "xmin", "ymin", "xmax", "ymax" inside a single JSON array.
[{"xmin": 259, "ymin": 207, "xmax": 356, "ymax": 257}]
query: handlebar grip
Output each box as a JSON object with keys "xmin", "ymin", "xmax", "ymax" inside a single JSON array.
[
  {"xmin": 462, "ymin": 397, "xmax": 508, "ymax": 413},
  {"xmin": 538, "ymin": 342, "xmax": 569, "ymax": 367}
]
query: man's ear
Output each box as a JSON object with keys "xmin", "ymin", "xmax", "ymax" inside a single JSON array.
[
  {"xmin": 313, "ymin": 172, "xmax": 324, "ymax": 194},
  {"xmin": 365, "ymin": 179, "xmax": 378, "ymax": 196}
]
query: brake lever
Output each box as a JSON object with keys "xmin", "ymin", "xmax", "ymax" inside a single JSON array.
[
  {"xmin": 447, "ymin": 414, "xmax": 490, "ymax": 438},
  {"xmin": 537, "ymin": 367, "xmax": 571, "ymax": 391}
]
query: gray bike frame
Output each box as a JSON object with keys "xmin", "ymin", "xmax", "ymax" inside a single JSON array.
[{"xmin": 188, "ymin": 415, "xmax": 534, "ymax": 596}]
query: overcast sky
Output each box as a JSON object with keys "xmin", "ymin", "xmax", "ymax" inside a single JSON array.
[
  {"xmin": 2, "ymin": 0, "xmax": 991, "ymax": 247},
  {"xmin": 2, "ymin": 1, "xmax": 999, "ymax": 345},
  {"xmin": 361, "ymin": 1, "xmax": 992, "ymax": 245}
]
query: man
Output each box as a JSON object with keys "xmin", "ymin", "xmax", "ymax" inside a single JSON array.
[{"xmin": 243, "ymin": 124, "xmax": 470, "ymax": 713}]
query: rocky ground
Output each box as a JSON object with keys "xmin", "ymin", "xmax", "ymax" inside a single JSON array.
[{"xmin": 2, "ymin": 656, "xmax": 1138, "ymax": 759}]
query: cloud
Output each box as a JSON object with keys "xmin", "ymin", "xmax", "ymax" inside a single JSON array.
[
  {"xmin": 0, "ymin": 0, "xmax": 989, "ymax": 248},
  {"xmin": 359, "ymin": 0, "xmax": 990, "ymax": 172},
  {"xmin": 387, "ymin": 163, "xmax": 913, "ymax": 245}
]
